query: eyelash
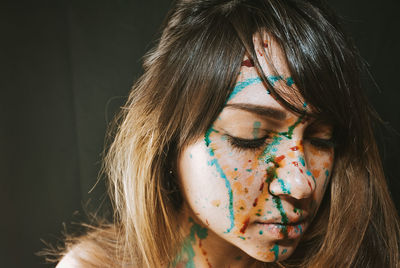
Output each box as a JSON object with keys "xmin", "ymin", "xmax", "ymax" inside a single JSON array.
[
  {"xmin": 226, "ymin": 135, "xmax": 336, "ymax": 151},
  {"xmin": 306, "ymin": 137, "xmax": 336, "ymax": 150},
  {"xmin": 226, "ymin": 135, "xmax": 272, "ymax": 151}
]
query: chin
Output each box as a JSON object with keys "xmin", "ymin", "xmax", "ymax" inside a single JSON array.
[{"xmin": 238, "ymin": 241, "xmax": 297, "ymax": 263}]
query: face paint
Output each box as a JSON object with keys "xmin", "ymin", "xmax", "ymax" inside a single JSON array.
[{"xmin": 177, "ymin": 39, "xmax": 334, "ymax": 266}]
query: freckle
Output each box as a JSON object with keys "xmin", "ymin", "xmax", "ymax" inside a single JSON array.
[
  {"xmin": 323, "ymin": 162, "xmax": 330, "ymax": 169},
  {"xmin": 310, "ymin": 159, "xmax": 316, "ymax": 166},
  {"xmin": 248, "ymin": 160, "xmax": 252, "ymax": 163},
  {"xmin": 244, "ymin": 188, "xmax": 249, "ymax": 193},
  {"xmin": 259, "ymin": 182, "xmax": 264, "ymax": 191}
]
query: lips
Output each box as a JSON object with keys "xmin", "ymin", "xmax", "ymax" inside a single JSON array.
[{"xmin": 253, "ymin": 215, "xmax": 308, "ymax": 239}]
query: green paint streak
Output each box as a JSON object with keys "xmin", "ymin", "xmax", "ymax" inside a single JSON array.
[
  {"xmin": 204, "ymin": 127, "xmax": 218, "ymax": 147},
  {"xmin": 252, "ymin": 121, "xmax": 261, "ymax": 139},
  {"xmin": 205, "ymin": 125, "xmax": 234, "ymax": 233},
  {"xmin": 239, "ymin": 236, "xmax": 246, "ymax": 240},
  {"xmin": 228, "ymin": 77, "xmax": 262, "ymax": 101},
  {"xmin": 172, "ymin": 218, "xmax": 208, "ymax": 267},
  {"xmin": 298, "ymin": 156, "xmax": 305, "ymax": 167},
  {"xmin": 273, "ymin": 196, "xmax": 288, "ymax": 237},
  {"xmin": 277, "ymin": 178, "xmax": 291, "ymax": 194},
  {"xmin": 278, "ymin": 115, "xmax": 304, "ymax": 139},
  {"xmin": 269, "ymin": 244, "xmax": 280, "ymax": 261},
  {"xmin": 267, "ymin": 75, "xmax": 283, "ymax": 85},
  {"xmin": 286, "ymin": 77, "xmax": 294, "ymax": 86}
]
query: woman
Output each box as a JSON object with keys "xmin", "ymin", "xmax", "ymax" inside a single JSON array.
[{"xmin": 56, "ymin": 0, "xmax": 400, "ymax": 267}]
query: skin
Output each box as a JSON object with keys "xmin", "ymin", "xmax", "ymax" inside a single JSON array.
[{"xmin": 175, "ymin": 36, "xmax": 334, "ymax": 267}]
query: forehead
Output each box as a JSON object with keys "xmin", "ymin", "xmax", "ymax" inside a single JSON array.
[{"xmin": 226, "ymin": 34, "xmax": 302, "ymax": 116}]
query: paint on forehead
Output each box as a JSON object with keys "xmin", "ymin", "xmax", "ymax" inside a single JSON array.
[
  {"xmin": 241, "ymin": 58, "xmax": 254, "ymax": 67},
  {"xmin": 228, "ymin": 77, "xmax": 262, "ymax": 101}
]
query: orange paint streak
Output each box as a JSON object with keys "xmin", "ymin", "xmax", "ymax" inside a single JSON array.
[
  {"xmin": 323, "ymin": 161, "xmax": 330, "ymax": 169},
  {"xmin": 275, "ymin": 155, "xmax": 285, "ymax": 163},
  {"xmin": 245, "ymin": 175, "xmax": 254, "ymax": 186},
  {"xmin": 311, "ymin": 169, "xmax": 320, "ymax": 178},
  {"xmin": 259, "ymin": 182, "xmax": 264, "ymax": 191},
  {"xmin": 240, "ymin": 218, "xmax": 250, "ymax": 234},
  {"xmin": 253, "ymin": 197, "xmax": 258, "ymax": 207},
  {"xmin": 233, "ymin": 181, "xmax": 245, "ymax": 195}
]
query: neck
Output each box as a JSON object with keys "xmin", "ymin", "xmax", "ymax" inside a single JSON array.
[{"xmin": 172, "ymin": 207, "xmax": 255, "ymax": 268}]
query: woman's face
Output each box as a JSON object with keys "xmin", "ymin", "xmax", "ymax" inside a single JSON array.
[{"xmin": 178, "ymin": 37, "xmax": 334, "ymax": 262}]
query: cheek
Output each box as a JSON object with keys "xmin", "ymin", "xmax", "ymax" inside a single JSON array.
[
  {"xmin": 178, "ymin": 134, "xmax": 268, "ymax": 235},
  {"xmin": 304, "ymin": 146, "xmax": 334, "ymax": 200},
  {"xmin": 178, "ymin": 139, "xmax": 238, "ymax": 232}
]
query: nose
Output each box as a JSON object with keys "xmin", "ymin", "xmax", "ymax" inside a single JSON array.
[{"xmin": 267, "ymin": 144, "xmax": 315, "ymax": 200}]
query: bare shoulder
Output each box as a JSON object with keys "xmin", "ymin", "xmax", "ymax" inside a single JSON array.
[
  {"xmin": 56, "ymin": 247, "xmax": 82, "ymax": 268},
  {"xmin": 55, "ymin": 225, "xmax": 121, "ymax": 268}
]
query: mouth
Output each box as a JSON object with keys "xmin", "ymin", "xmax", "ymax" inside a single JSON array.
[{"xmin": 254, "ymin": 219, "xmax": 307, "ymax": 239}]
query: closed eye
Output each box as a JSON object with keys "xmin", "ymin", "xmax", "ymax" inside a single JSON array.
[
  {"xmin": 226, "ymin": 134, "xmax": 273, "ymax": 151},
  {"xmin": 306, "ymin": 137, "xmax": 336, "ymax": 149}
]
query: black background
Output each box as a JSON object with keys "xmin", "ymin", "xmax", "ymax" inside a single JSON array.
[{"xmin": 1, "ymin": 1, "xmax": 399, "ymax": 267}]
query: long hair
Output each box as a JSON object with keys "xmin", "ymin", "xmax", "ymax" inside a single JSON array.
[{"xmin": 58, "ymin": 0, "xmax": 400, "ymax": 267}]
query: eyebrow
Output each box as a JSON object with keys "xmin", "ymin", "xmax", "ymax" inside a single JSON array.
[{"xmin": 225, "ymin": 103, "xmax": 287, "ymax": 120}]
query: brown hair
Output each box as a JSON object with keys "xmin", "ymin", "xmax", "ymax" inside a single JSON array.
[{"xmin": 52, "ymin": 0, "xmax": 400, "ymax": 267}]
